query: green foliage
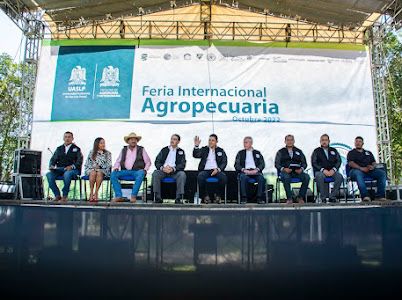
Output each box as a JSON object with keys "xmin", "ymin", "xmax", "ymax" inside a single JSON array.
[
  {"xmin": 0, "ymin": 53, "xmax": 24, "ymax": 181},
  {"xmin": 383, "ymin": 31, "xmax": 402, "ymax": 183}
]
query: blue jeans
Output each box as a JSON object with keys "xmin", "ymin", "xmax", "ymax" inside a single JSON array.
[
  {"xmin": 46, "ymin": 169, "xmax": 80, "ymax": 197},
  {"xmin": 111, "ymin": 169, "xmax": 145, "ymax": 198},
  {"xmin": 280, "ymin": 171, "xmax": 310, "ymax": 200},
  {"xmin": 239, "ymin": 173, "xmax": 266, "ymax": 199},
  {"xmin": 349, "ymin": 168, "xmax": 386, "ymax": 198}
]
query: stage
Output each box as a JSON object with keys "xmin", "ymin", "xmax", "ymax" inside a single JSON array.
[{"xmin": 1, "ymin": 200, "xmax": 402, "ymax": 298}]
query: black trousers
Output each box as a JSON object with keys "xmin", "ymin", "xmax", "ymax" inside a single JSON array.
[{"xmin": 197, "ymin": 170, "xmax": 227, "ymax": 198}]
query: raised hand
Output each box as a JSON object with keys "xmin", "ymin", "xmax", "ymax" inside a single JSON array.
[{"xmin": 194, "ymin": 136, "xmax": 201, "ymax": 146}]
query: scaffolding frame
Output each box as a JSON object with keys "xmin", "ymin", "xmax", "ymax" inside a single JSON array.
[
  {"xmin": 1, "ymin": 0, "xmax": 44, "ymax": 149},
  {"xmin": 368, "ymin": 0, "xmax": 402, "ymax": 183},
  {"xmin": 0, "ymin": 1, "xmax": 400, "ymax": 177}
]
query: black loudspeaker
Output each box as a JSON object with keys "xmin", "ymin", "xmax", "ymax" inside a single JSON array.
[
  {"xmin": 16, "ymin": 175, "xmax": 44, "ymax": 200},
  {"xmin": 13, "ymin": 149, "xmax": 42, "ymax": 175}
]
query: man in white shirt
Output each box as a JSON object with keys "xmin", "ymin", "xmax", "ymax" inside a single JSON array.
[
  {"xmin": 193, "ymin": 134, "xmax": 227, "ymax": 204},
  {"xmin": 152, "ymin": 134, "xmax": 186, "ymax": 204},
  {"xmin": 234, "ymin": 136, "xmax": 266, "ymax": 204}
]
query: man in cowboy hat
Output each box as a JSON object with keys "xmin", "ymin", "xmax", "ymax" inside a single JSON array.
[{"xmin": 110, "ymin": 132, "xmax": 151, "ymax": 203}]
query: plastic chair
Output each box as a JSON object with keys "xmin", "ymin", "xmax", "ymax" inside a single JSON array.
[
  {"xmin": 115, "ymin": 174, "xmax": 148, "ymax": 202},
  {"xmin": 153, "ymin": 176, "xmax": 185, "ymax": 203},
  {"xmin": 312, "ymin": 175, "xmax": 346, "ymax": 203},
  {"xmin": 197, "ymin": 176, "xmax": 227, "ymax": 204},
  {"xmin": 80, "ymin": 175, "xmax": 111, "ymax": 201},
  {"xmin": 237, "ymin": 175, "xmax": 268, "ymax": 204},
  {"xmin": 275, "ymin": 170, "xmax": 307, "ymax": 203},
  {"xmin": 46, "ymin": 174, "xmax": 81, "ymax": 200}
]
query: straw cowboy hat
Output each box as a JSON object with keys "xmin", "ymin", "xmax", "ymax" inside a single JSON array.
[{"xmin": 124, "ymin": 132, "xmax": 142, "ymax": 143}]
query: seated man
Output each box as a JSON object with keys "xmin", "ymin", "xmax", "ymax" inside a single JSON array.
[
  {"xmin": 111, "ymin": 132, "xmax": 151, "ymax": 203},
  {"xmin": 234, "ymin": 136, "xmax": 266, "ymax": 204},
  {"xmin": 347, "ymin": 136, "xmax": 387, "ymax": 201},
  {"xmin": 275, "ymin": 134, "xmax": 310, "ymax": 204},
  {"xmin": 311, "ymin": 134, "xmax": 343, "ymax": 203},
  {"xmin": 193, "ymin": 134, "xmax": 227, "ymax": 204},
  {"xmin": 46, "ymin": 131, "xmax": 83, "ymax": 202},
  {"xmin": 152, "ymin": 134, "xmax": 187, "ymax": 204}
]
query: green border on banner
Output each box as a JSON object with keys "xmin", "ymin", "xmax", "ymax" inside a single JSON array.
[{"xmin": 42, "ymin": 39, "xmax": 366, "ymax": 51}]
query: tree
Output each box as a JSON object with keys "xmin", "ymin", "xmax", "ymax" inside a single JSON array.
[
  {"xmin": 0, "ymin": 53, "xmax": 24, "ymax": 181},
  {"xmin": 383, "ymin": 31, "xmax": 402, "ymax": 183}
]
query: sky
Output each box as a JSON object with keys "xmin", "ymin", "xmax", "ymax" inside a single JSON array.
[{"xmin": 0, "ymin": 10, "xmax": 24, "ymax": 60}]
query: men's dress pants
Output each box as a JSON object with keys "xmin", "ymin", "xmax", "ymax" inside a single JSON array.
[
  {"xmin": 46, "ymin": 169, "xmax": 80, "ymax": 198},
  {"xmin": 110, "ymin": 169, "xmax": 145, "ymax": 198},
  {"xmin": 239, "ymin": 173, "xmax": 266, "ymax": 200},
  {"xmin": 152, "ymin": 170, "xmax": 186, "ymax": 198},
  {"xmin": 197, "ymin": 170, "xmax": 227, "ymax": 198},
  {"xmin": 280, "ymin": 171, "xmax": 310, "ymax": 200},
  {"xmin": 314, "ymin": 171, "xmax": 343, "ymax": 200}
]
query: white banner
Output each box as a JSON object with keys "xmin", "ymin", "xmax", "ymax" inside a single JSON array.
[{"xmin": 32, "ymin": 44, "xmax": 377, "ymax": 177}]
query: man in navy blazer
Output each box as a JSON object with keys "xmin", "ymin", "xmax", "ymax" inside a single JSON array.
[
  {"xmin": 311, "ymin": 134, "xmax": 343, "ymax": 203},
  {"xmin": 152, "ymin": 134, "xmax": 187, "ymax": 204},
  {"xmin": 46, "ymin": 131, "xmax": 83, "ymax": 202},
  {"xmin": 193, "ymin": 134, "xmax": 227, "ymax": 204},
  {"xmin": 234, "ymin": 136, "xmax": 266, "ymax": 204}
]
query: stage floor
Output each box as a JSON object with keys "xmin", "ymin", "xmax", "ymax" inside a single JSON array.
[
  {"xmin": 1, "ymin": 200, "xmax": 402, "ymax": 299},
  {"xmin": 1, "ymin": 198, "xmax": 402, "ymax": 210}
]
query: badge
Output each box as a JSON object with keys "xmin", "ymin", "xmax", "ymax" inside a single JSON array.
[
  {"xmin": 73, "ymin": 148, "xmax": 78, "ymax": 152},
  {"xmin": 256, "ymin": 154, "xmax": 260, "ymax": 158},
  {"xmin": 178, "ymin": 151, "xmax": 184, "ymax": 155},
  {"xmin": 217, "ymin": 152, "xmax": 223, "ymax": 156},
  {"xmin": 330, "ymin": 151, "xmax": 335, "ymax": 155},
  {"xmin": 295, "ymin": 151, "xmax": 300, "ymax": 155},
  {"xmin": 365, "ymin": 151, "xmax": 370, "ymax": 155}
]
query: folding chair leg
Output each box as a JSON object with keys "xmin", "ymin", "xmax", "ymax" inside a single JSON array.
[
  {"xmin": 224, "ymin": 184, "xmax": 227, "ymax": 205},
  {"xmin": 237, "ymin": 177, "xmax": 241, "ymax": 204}
]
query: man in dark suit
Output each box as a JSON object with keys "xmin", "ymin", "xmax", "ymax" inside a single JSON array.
[
  {"xmin": 46, "ymin": 131, "xmax": 83, "ymax": 202},
  {"xmin": 193, "ymin": 134, "xmax": 227, "ymax": 204},
  {"xmin": 152, "ymin": 134, "xmax": 186, "ymax": 204},
  {"xmin": 311, "ymin": 134, "xmax": 343, "ymax": 203},
  {"xmin": 234, "ymin": 136, "xmax": 266, "ymax": 204},
  {"xmin": 275, "ymin": 134, "xmax": 310, "ymax": 204}
]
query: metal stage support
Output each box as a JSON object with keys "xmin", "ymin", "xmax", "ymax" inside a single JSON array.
[
  {"xmin": 368, "ymin": 0, "xmax": 402, "ymax": 183},
  {"xmin": 0, "ymin": 0, "xmax": 44, "ymax": 149}
]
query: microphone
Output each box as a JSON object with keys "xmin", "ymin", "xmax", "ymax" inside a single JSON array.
[{"xmin": 47, "ymin": 147, "xmax": 54, "ymax": 156}]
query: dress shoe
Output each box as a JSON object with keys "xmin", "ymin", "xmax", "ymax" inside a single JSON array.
[
  {"xmin": 52, "ymin": 196, "xmax": 62, "ymax": 202},
  {"xmin": 215, "ymin": 196, "xmax": 222, "ymax": 204},
  {"xmin": 112, "ymin": 197, "xmax": 125, "ymax": 203},
  {"xmin": 257, "ymin": 198, "xmax": 265, "ymax": 204},
  {"xmin": 362, "ymin": 196, "xmax": 371, "ymax": 202},
  {"xmin": 240, "ymin": 197, "xmax": 247, "ymax": 204},
  {"xmin": 203, "ymin": 196, "xmax": 210, "ymax": 204},
  {"xmin": 175, "ymin": 198, "xmax": 183, "ymax": 204},
  {"xmin": 155, "ymin": 197, "xmax": 163, "ymax": 204}
]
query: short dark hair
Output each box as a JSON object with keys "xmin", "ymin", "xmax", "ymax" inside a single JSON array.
[
  {"xmin": 284, "ymin": 134, "xmax": 294, "ymax": 140},
  {"xmin": 64, "ymin": 131, "xmax": 73, "ymax": 137},
  {"xmin": 172, "ymin": 134, "xmax": 181, "ymax": 141},
  {"xmin": 209, "ymin": 134, "xmax": 218, "ymax": 141},
  {"xmin": 355, "ymin": 136, "xmax": 364, "ymax": 141},
  {"xmin": 321, "ymin": 134, "xmax": 330, "ymax": 139}
]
